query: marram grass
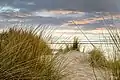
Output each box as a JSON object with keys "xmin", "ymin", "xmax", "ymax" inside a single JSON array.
[
  {"xmin": 59, "ymin": 37, "xmax": 80, "ymax": 54},
  {"xmin": 88, "ymin": 27, "xmax": 120, "ymax": 80},
  {"xmin": 0, "ymin": 28, "xmax": 67, "ymax": 80},
  {"xmin": 88, "ymin": 48, "xmax": 107, "ymax": 69}
]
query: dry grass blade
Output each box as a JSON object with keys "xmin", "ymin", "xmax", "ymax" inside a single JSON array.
[{"xmin": 0, "ymin": 27, "xmax": 68, "ymax": 80}]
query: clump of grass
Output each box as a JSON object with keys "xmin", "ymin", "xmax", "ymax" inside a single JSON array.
[
  {"xmin": 0, "ymin": 27, "xmax": 67, "ymax": 80},
  {"xmin": 88, "ymin": 26, "xmax": 120, "ymax": 80},
  {"xmin": 107, "ymin": 59, "xmax": 120, "ymax": 80},
  {"xmin": 104, "ymin": 26, "xmax": 120, "ymax": 80},
  {"xmin": 0, "ymin": 28, "xmax": 52, "ymax": 55},
  {"xmin": 63, "ymin": 44, "xmax": 73, "ymax": 53},
  {"xmin": 61, "ymin": 37, "xmax": 80, "ymax": 53},
  {"xmin": 73, "ymin": 14, "xmax": 120, "ymax": 79},
  {"xmin": 88, "ymin": 48, "xmax": 107, "ymax": 69},
  {"xmin": 72, "ymin": 37, "xmax": 79, "ymax": 51}
]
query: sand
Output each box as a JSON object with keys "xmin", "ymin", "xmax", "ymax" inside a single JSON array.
[{"xmin": 60, "ymin": 50, "xmax": 110, "ymax": 80}]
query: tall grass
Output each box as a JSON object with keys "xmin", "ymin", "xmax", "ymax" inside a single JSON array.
[
  {"xmin": 71, "ymin": 13, "xmax": 120, "ymax": 79},
  {"xmin": 60, "ymin": 37, "xmax": 80, "ymax": 53},
  {"xmin": 0, "ymin": 27, "xmax": 67, "ymax": 80},
  {"xmin": 87, "ymin": 27, "xmax": 120, "ymax": 80},
  {"xmin": 106, "ymin": 27, "xmax": 120, "ymax": 80},
  {"xmin": 88, "ymin": 48, "xmax": 107, "ymax": 69},
  {"xmin": 72, "ymin": 37, "xmax": 79, "ymax": 51}
]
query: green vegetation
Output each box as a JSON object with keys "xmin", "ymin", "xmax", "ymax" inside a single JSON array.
[
  {"xmin": 88, "ymin": 27, "xmax": 120, "ymax": 80},
  {"xmin": 106, "ymin": 27, "xmax": 120, "ymax": 80},
  {"xmin": 88, "ymin": 48, "xmax": 107, "ymax": 69},
  {"xmin": 107, "ymin": 59, "xmax": 120, "ymax": 80},
  {"xmin": 72, "ymin": 37, "xmax": 79, "ymax": 51},
  {"xmin": 60, "ymin": 37, "xmax": 80, "ymax": 53},
  {"xmin": 0, "ymin": 28, "xmax": 67, "ymax": 80},
  {"xmin": 63, "ymin": 44, "xmax": 73, "ymax": 53},
  {"xmin": 1, "ymin": 25, "xmax": 120, "ymax": 80}
]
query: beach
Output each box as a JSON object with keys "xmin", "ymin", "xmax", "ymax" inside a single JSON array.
[{"xmin": 60, "ymin": 50, "xmax": 110, "ymax": 80}]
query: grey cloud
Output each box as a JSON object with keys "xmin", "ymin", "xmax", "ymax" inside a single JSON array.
[
  {"xmin": 0, "ymin": 0, "xmax": 120, "ymax": 30},
  {"xmin": 0, "ymin": 0, "xmax": 120, "ymax": 12}
]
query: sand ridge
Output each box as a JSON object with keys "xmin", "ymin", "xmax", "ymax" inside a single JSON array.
[{"xmin": 60, "ymin": 50, "xmax": 108, "ymax": 80}]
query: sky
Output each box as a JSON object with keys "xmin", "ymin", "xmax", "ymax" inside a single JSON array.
[
  {"xmin": 0, "ymin": 0, "xmax": 120, "ymax": 12},
  {"xmin": 0, "ymin": 0, "xmax": 120, "ymax": 30}
]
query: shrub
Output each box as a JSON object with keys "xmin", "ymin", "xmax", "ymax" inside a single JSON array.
[{"xmin": 0, "ymin": 28, "xmax": 66, "ymax": 80}]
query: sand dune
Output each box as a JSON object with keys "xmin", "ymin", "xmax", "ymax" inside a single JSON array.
[{"xmin": 60, "ymin": 51, "xmax": 109, "ymax": 80}]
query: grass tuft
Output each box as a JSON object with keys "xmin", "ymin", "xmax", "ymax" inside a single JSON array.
[
  {"xmin": 0, "ymin": 27, "xmax": 67, "ymax": 80},
  {"xmin": 88, "ymin": 26, "xmax": 120, "ymax": 80},
  {"xmin": 61, "ymin": 37, "xmax": 80, "ymax": 53},
  {"xmin": 88, "ymin": 48, "xmax": 107, "ymax": 69}
]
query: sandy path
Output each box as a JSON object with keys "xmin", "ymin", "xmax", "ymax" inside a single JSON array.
[{"xmin": 60, "ymin": 51, "xmax": 108, "ymax": 80}]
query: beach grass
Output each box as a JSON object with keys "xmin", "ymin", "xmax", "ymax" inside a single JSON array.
[
  {"xmin": 0, "ymin": 27, "xmax": 67, "ymax": 80},
  {"xmin": 106, "ymin": 27, "xmax": 120, "ymax": 80},
  {"xmin": 88, "ymin": 48, "xmax": 107, "ymax": 69},
  {"xmin": 59, "ymin": 37, "xmax": 80, "ymax": 54},
  {"xmin": 88, "ymin": 27, "xmax": 120, "ymax": 80}
]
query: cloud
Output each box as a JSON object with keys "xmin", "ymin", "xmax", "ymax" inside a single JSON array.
[
  {"xmin": 0, "ymin": 6, "xmax": 20, "ymax": 13},
  {"xmin": 68, "ymin": 16, "xmax": 115, "ymax": 25},
  {"xmin": 0, "ymin": 10, "xmax": 120, "ymax": 30},
  {"xmin": 31, "ymin": 11, "xmax": 57, "ymax": 17},
  {"xmin": 0, "ymin": 0, "xmax": 119, "ymax": 12},
  {"xmin": 0, "ymin": 0, "xmax": 120, "ymax": 30}
]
